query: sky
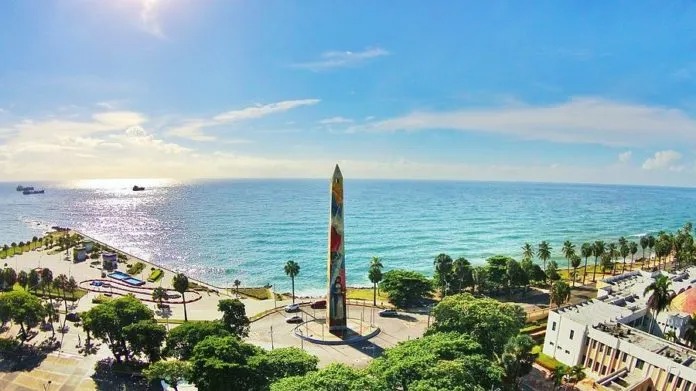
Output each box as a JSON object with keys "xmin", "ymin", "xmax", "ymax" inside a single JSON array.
[{"xmin": 2, "ymin": 1, "xmax": 696, "ymax": 186}]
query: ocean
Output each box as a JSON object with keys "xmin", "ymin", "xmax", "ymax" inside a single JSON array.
[{"xmin": 1, "ymin": 179, "xmax": 695, "ymax": 295}]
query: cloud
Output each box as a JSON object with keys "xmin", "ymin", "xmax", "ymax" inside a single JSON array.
[
  {"xmin": 366, "ymin": 97, "xmax": 696, "ymax": 147},
  {"xmin": 618, "ymin": 151, "xmax": 632, "ymax": 163},
  {"xmin": 140, "ymin": 0, "xmax": 165, "ymax": 38},
  {"xmin": 167, "ymin": 99, "xmax": 320, "ymax": 141},
  {"xmin": 318, "ymin": 116, "xmax": 353, "ymax": 125},
  {"xmin": 642, "ymin": 150, "xmax": 682, "ymax": 170},
  {"xmin": 292, "ymin": 48, "xmax": 389, "ymax": 71}
]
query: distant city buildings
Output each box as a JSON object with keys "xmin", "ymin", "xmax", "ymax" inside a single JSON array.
[{"xmin": 543, "ymin": 268, "xmax": 696, "ymax": 390}]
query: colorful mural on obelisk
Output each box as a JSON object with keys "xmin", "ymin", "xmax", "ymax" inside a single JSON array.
[{"xmin": 327, "ymin": 164, "xmax": 347, "ymax": 332}]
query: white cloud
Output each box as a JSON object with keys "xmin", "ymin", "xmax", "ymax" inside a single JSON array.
[
  {"xmin": 618, "ymin": 151, "xmax": 632, "ymax": 163},
  {"xmin": 642, "ymin": 150, "xmax": 682, "ymax": 170},
  {"xmin": 140, "ymin": 0, "xmax": 165, "ymax": 38},
  {"xmin": 167, "ymin": 99, "xmax": 319, "ymax": 141},
  {"xmin": 366, "ymin": 97, "xmax": 696, "ymax": 147},
  {"xmin": 318, "ymin": 116, "xmax": 353, "ymax": 125},
  {"xmin": 292, "ymin": 48, "xmax": 389, "ymax": 71}
]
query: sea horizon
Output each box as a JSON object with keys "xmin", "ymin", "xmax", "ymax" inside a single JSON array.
[{"xmin": 2, "ymin": 178, "xmax": 695, "ymax": 296}]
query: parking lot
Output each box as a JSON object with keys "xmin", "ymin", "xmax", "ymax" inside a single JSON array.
[{"xmin": 246, "ymin": 304, "xmax": 429, "ymax": 367}]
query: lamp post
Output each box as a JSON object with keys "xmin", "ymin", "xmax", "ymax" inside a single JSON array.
[
  {"xmin": 297, "ymin": 329, "xmax": 304, "ymax": 350},
  {"xmin": 270, "ymin": 325, "xmax": 274, "ymax": 350},
  {"xmin": 43, "ymin": 380, "xmax": 52, "ymax": 391}
]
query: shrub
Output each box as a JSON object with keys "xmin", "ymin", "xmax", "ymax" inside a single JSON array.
[
  {"xmin": 126, "ymin": 262, "xmax": 145, "ymax": 275},
  {"xmin": 147, "ymin": 269, "xmax": 164, "ymax": 282}
]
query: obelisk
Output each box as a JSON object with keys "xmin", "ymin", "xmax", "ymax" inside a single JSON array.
[{"xmin": 327, "ymin": 164, "xmax": 347, "ymax": 333}]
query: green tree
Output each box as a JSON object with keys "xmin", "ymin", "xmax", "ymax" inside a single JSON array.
[
  {"xmin": 537, "ymin": 241, "xmax": 552, "ymax": 272},
  {"xmin": 486, "ymin": 255, "xmax": 511, "ymax": 294},
  {"xmin": 2, "ymin": 267, "xmax": 17, "ymax": 290},
  {"xmin": 368, "ymin": 332, "xmax": 500, "ymax": 391},
  {"xmin": 570, "ymin": 255, "xmax": 581, "ymax": 287},
  {"xmin": 152, "ymin": 287, "xmax": 168, "ymax": 308},
  {"xmin": 271, "ymin": 363, "xmax": 385, "ymax": 391},
  {"xmin": 123, "ymin": 320, "xmax": 167, "ymax": 362},
  {"xmin": 629, "ymin": 241, "xmax": 638, "ymax": 271},
  {"xmin": 552, "ymin": 365, "xmax": 568, "ymax": 388},
  {"xmin": 546, "ymin": 260, "xmax": 560, "ymax": 282},
  {"xmin": 28, "ymin": 269, "xmax": 40, "ymax": 292},
  {"xmin": 643, "ymin": 275, "xmax": 675, "ymax": 334},
  {"xmin": 217, "ymin": 299, "xmax": 250, "ymax": 337},
  {"xmin": 54, "ymin": 274, "xmax": 69, "ymax": 314},
  {"xmin": 562, "ymin": 240, "xmax": 575, "ymax": 276},
  {"xmin": 530, "ymin": 264, "xmax": 546, "ymax": 285},
  {"xmin": 172, "ymin": 273, "xmax": 190, "ymax": 322},
  {"xmin": 379, "ymin": 269, "xmax": 432, "ymax": 308},
  {"xmin": 591, "ymin": 240, "xmax": 605, "ymax": 282},
  {"xmin": 452, "ymin": 257, "xmax": 473, "ymax": 293},
  {"xmin": 66, "ymin": 276, "xmax": 78, "ymax": 300},
  {"xmin": 521, "ymin": 243, "xmax": 534, "ymax": 262},
  {"xmin": 368, "ymin": 257, "xmax": 384, "ymax": 306},
  {"xmin": 44, "ymin": 302, "xmax": 57, "ymax": 339},
  {"xmin": 620, "ymin": 240, "xmax": 630, "ymax": 273},
  {"xmin": 284, "ymin": 260, "xmax": 300, "ymax": 304},
  {"xmin": 0, "ymin": 290, "xmax": 44, "ymax": 338},
  {"xmin": 683, "ymin": 314, "xmax": 696, "ymax": 348},
  {"xmin": 17, "ymin": 270, "xmax": 28, "ymax": 290},
  {"xmin": 233, "ymin": 279, "xmax": 241, "ymax": 298},
  {"xmin": 497, "ymin": 334, "xmax": 536, "ymax": 390},
  {"xmin": 82, "ymin": 294, "xmax": 156, "ymax": 362},
  {"xmin": 506, "ymin": 258, "xmax": 527, "ymax": 293},
  {"xmin": 550, "ymin": 280, "xmax": 571, "ymax": 308},
  {"xmin": 164, "ymin": 320, "xmax": 231, "ymax": 360},
  {"xmin": 427, "ymin": 293, "xmax": 525, "ymax": 356},
  {"xmin": 40, "ymin": 268, "xmax": 54, "ymax": 307},
  {"xmin": 143, "ymin": 360, "xmax": 192, "ymax": 391},
  {"xmin": 580, "ymin": 242, "xmax": 592, "ymax": 285},
  {"xmin": 640, "ymin": 235, "xmax": 649, "ymax": 261},
  {"xmin": 472, "ymin": 266, "xmax": 488, "ymax": 294},
  {"xmin": 189, "ymin": 335, "xmax": 266, "ymax": 391},
  {"xmin": 648, "ymin": 234, "xmax": 656, "ymax": 266},
  {"xmin": 433, "ymin": 253, "xmax": 454, "ymax": 296},
  {"xmin": 607, "ymin": 242, "xmax": 618, "ymax": 274},
  {"xmin": 600, "ymin": 253, "xmax": 614, "ymax": 274},
  {"xmin": 567, "ymin": 365, "xmax": 586, "ymax": 386},
  {"xmin": 261, "ymin": 347, "xmax": 319, "ymax": 384}
]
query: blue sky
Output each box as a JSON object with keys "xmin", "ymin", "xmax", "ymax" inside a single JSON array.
[{"xmin": 1, "ymin": 1, "xmax": 696, "ymax": 185}]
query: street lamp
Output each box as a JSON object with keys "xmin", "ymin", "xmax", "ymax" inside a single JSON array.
[
  {"xmin": 297, "ymin": 329, "xmax": 304, "ymax": 350},
  {"xmin": 43, "ymin": 380, "xmax": 52, "ymax": 391}
]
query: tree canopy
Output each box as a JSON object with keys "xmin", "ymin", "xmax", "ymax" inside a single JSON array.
[
  {"xmin": 379, "ymin": 269, "xmax": 432, "ymax": 307},
  {"xmin": 427, "ymin": 293, "xmax": 525, "ymax": 356},
  {"xmin": 217, "ymin": 299, "xmax": 250, "ymax": 337},
  {"xmin": 164, "ymin": 320, "xmax": 231, "ymax": 360}
]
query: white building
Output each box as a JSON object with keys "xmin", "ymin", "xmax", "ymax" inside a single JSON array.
[{"xmin": 543, "ymin": 268, "xmax": 696, "ymax": 391}]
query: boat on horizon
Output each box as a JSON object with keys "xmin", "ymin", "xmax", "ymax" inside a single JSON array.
[
  {"xmin": 132, "ymin": 185, "xmax": 145, "ymax": 191},
  {"xmin": 22, "ymin": 189, "xmax": 45, "ymax": 195},
  {"xmin": 16, "ymin": 185, "xmax": 34, "ymax": 192}
]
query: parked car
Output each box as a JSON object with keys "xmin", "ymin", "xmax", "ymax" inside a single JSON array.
[
  {"xmin": 285, "ymin": 303, "xmax": 300, "ymax": 312},
  {"xmin": 285, "ymin": 315, "xmax": 303, "ymax": 324},
  {"xmin": 379, "ymin": 309, "xmax": 398, "ymax": 317},
  {"xmin": 310, "ymin": 300, "xmax": 326, "ymax": 309}
]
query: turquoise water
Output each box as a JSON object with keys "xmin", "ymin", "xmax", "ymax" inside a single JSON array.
[{"xmin": 1, "ymin": 179, "xmax": 695, "ymax": 295}]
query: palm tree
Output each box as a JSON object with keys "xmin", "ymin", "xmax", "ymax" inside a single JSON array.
[
  {"xmin": 567, "ymin": 365, "xmax": 586, "ymax": 386},
  {"xmin": 537, "ymin": 241, "xmax": 552, "ymax": 272},
  {"xmin": 570, "ymin": 255, "xmax": 581, "ymax": 287},
  {"xmin": 643, "ymin": 275, "xmax": 675, "ymax": 334},
  {"xmin": 434, "ymin": 253, "xmax": 454, "ymax": 296},
  {"xmin": 28, "ymin": 269, "xmax": 40, "ymax": 292},
  {"xmin": 17, "ymin": 270, "xmax": 28, "ymax": 290},
  {"xmin": 41, "ymin": 268, "xmax": 54, "ymax": 306},
  {"xmin": 562, "ymin": 241, "xmax": 576, "ymax": 277},
  {"xmin": 640, "ymin": 235, "xmax": 649, "ymax": 261},
  {"xmin": 65, "ymin": 276, "xmax": 78, "ymax": 300},
  {"xmin": 648, "ymin": 234, "xmax": 656, "ymax": 266},
  {"xmin": 607, "ymin": 242, "xmax": 618, "ymax": 275},
  {"xmin": 591, "ymin": 240, "xmax": 605, "ymax": 282},
  {"xmin": 619, "ymin": 240, "xmax": 630, "ymax": 274},
  {"xmin": 44, "ymin": 302, "xmax": 56, "ymax": 339},
  {"xmin": 664, "ymin": 330, "xmax": 678, "ymax": 343},
  {"xmin": 284, "ymin": 260, "xmax": 300, "ymax": 304},
  {"xmin": 368, "ymin": 257, "xmax": 384, "ymax": 306},
  {"xmin": 152, "ymin": 286, "xmax": 168, "ymax": 308},
  {"xmin": 53, "ymin": 274, "xmax": 69, "ymax": 314},
  {"xmin": 452, "ymin": 257, "xmax": 471, "ymax": 293},
  {"xmin": 629, "ymin": 241, "xmax": 638, "ymax": 271},
  {"xmin": 552, "ymin": 365, "xmax": 568, "ymax": 389},
  {"xmin": 550, "ymin": 280, "xmax": 571, "ymax": 308},
  {"xmin": 172, "ymin": 273, "xmax": 190, "ymax": 322},
  {"xmin": 233, "ymin": 279, "xmax": 241, "ymax": 298},
  {"xmin": 581, "ymin": 242, "xmax": 592, "ymax": 285},
  {"xmin": 522, "ymin": 243, "xmax": 534, "ymax": 262}
]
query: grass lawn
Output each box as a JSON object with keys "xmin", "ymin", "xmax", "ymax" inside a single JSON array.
[
  {"xmin": 346, "ymin": 287, "xmax": 390, "ymax": 303},
  {"xmin": 236, "ymin": 287, "xmax": 272, "ymax": 300},
  {"xmin": 532, "ymin": 345, "xmax": 562, "ymax": 370},
  {"xmin": 11, "ymin": 283, "xmax": 88, "ymax": 301}
]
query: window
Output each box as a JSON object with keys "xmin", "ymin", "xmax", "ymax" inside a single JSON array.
[
  {"xmin": 552, "ymin": 321, "xmax": 556, "ymax": 331},
  {"xmin": 569, "ymin": 330, "xmax": 575, "ymax": 340},
  {"xmin": 622, "ymin": 353, "xmax": 627, "ymax": 362},
  {"xmin": 635, "ymin": 359, "xmax": 644, "ymax": 370},
  {"xmin": 601, "ymin": 365, "xmax": 607, "ymax": 374},
  {"xmin": 676, "ymin": 377, "xmax": 682, "ymax": 387},
  {"xmin": 668, "ymin": 374, "xmax": 674, "ymax": 383},
  {"xmin": 599, "ymin": 345, "xmax": 604, "ymax": 353},
  {"xmin": 565, "ymin": 350, "xmax": 570, "ymax": 354},
  {"xmin": 549, "ymin": 341, "xmax": 554, "ymax": 346}
]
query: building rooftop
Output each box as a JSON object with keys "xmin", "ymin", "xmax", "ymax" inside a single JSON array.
[{"xmin": 557, "ymin": 299, "xmax": 635, "ymax": 326}]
